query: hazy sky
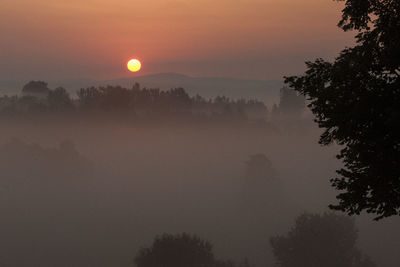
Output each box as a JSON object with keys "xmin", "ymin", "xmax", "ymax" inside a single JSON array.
[{"xmin": 1, "ymin": 0, "xmax": 354, "ymax": 81}]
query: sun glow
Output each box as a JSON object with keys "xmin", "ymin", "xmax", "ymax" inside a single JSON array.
[{"xmin": 127, "ymin": 59, "xmax": 142, "ymax": 72}]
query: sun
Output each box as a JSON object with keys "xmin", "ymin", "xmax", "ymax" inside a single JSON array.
[{"xmin": 127, "ymin": 59, "xmax": 142, "ymax": 72}]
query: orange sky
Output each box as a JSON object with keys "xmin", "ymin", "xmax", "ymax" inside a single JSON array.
[{"xmin": 1, "ymin": 0, "xmax": 353, "ymax": 81}]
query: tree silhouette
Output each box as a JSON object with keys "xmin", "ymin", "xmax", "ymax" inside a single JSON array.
[
  {"xmin": 134, "ymin": 233, "xmax": 214, "ymax": 267},
  {"xmin": 270, "ymin": 213, "xmax": 376, "ymax": 267},
  {"xmin": 134, "ymin": 233, "xmax": 244, "ymax": 267},
  {"xmin": 48, "ymin": 87, "xmax": 73, "ymax": 110},
  {"xmin": 285, "ymin": 0, "xmax": 400, "ymax": 219},
  {"xmin": 21, "ymin": 81, "xmax": 49, "ymax": 98}
]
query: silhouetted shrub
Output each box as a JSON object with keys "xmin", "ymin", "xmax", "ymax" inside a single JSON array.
[
  {"xmin": 270, "ymin": 213, "xmax": 376, "ymax": 267},
  {"xmin": 134, "ymin": 233, "xmax": 250, "ymax": 267}
]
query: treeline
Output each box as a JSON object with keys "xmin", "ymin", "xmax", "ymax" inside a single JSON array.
[{"xmin": 0, "ymin": 81, "xmax": 268, "ymax": 122}]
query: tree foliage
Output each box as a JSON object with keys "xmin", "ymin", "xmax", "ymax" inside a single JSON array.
[
  {"xmin": 48, "ymin": 87, "xmax": 72, "ymax": 110},
  {"xmin": 22, "ymin": 81, "xmax": 49, "ymax": 95},
  {"xmin": 270, "ymin": 213, "xmax": 376, "ymax": 267},
  {"xmin": 134, "ymin": 233, "xmax": 214, "ymax": 267},
  {"xmin": 134, "ymin": 233, "xmax": 250, "ymax": 267},
  {"xmin": 285, "ymin": 0, "xmax": 400, "ymax": 219}
]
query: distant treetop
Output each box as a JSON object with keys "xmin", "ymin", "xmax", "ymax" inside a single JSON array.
[{"xmin": 22, "ymin": 81, "xmax": 49, "ymax": 95}]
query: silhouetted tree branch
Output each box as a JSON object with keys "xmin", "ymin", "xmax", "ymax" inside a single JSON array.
[{"xmin": 285, "ymin": 0, "xmax": 400, "ymax": 220}]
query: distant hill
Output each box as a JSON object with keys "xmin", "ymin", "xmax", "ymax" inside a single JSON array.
[
  {"xmin": 101, "ymin": 73, "xmax": 282, "ymax": 106},
  {"xmin": 0, "ymin": 73, "xmax": 282, "ymax": 106}
]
